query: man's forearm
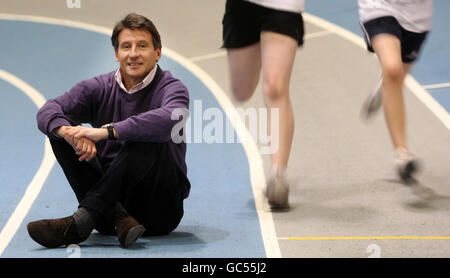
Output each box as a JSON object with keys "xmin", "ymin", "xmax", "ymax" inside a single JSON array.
[{"xmin": 64, "ymin": 126, "xmax": 114, "ymax": 142}]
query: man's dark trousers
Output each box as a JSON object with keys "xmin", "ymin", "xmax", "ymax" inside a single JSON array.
[{"xmin": 49, "ymin": 138, "xmax": 185, "ymax": 236}]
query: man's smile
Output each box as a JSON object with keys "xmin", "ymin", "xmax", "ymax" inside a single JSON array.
[{"xmin": 127, "ymin": 62, "xmax": 143, "ymax": 67}]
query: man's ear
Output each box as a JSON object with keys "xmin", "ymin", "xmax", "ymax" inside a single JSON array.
[
  {"xmin": 156, "ymin": 48, "xmax": 162, "ymax": 62},
  {"xmin": 115, "ymin": 49, "xmax": 119, "ymax": 62}
]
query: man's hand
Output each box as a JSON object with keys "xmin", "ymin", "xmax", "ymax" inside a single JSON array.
[
  {"xmin": 74, "ymin": 137, "xmax": 97, "ymax": 162},
  {"xmin": 54, "ymin": 126, "xmax": 99, "ymax": 162},
  {"xmin": 65, "ymin": 125, "xmax": 108, "ymax": 143}
]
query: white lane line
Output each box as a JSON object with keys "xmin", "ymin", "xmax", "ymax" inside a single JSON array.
[
  {"xmin": 405, "ymin": 76, "xmax": 450, "ymax": 129},
  {"xmin": 0, "ymin": 14, "xmax": 281, "ymax": 258},
  {"xmin": 189, "ymin": 30, "xmax": 333, "ymax": 63},
  {"xmin": 304, "ymin": 30, "xmax": 333, "ymax": 40},
  {"xmin": 303, "ymin": 13, "xmax": 450, "ymax": 130},
  {"xmin": 0, "ymin": 69, "xmax": 56, "ymax": 256},
  {"xmin": 0, "ymin": 13, "xmax": 112, "ymax": 34},
  {"xmin": 422, "ymin": 82, "xmax": 450, "ymax": 90},
  {"xmin": 190, "ymin": 51, "xmax": 226, "ymax": 63}
]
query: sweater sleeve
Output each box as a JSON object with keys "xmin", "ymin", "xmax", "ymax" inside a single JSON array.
[
  {"xmin": 113, "ymin": 82, "xmax": 190, "ymax": 143},
  {"xmin": 36, "ymin": 78, "xmax": 99, "ymax": 139}
]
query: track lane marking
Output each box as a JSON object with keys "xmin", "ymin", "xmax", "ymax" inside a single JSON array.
[
  {"xmin": 423, "ymin": 82, "xmax": 450, "ymax": 90},
  {"xmin": 278, "ymin": 236, "xmax": 450, "ymax": 240},
  {"xmin": 0, "ymin": 69, "xmax": 55, "ymax": 256}
]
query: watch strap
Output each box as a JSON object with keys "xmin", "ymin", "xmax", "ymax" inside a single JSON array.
[{"xmin": 103, "ymin": 124, "xmax": 116, "ymax": 140}]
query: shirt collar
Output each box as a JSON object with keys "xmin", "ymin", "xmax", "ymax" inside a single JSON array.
[{"xmin": 115, "ymin": 64, "xmax": 158, "ymax": 94}]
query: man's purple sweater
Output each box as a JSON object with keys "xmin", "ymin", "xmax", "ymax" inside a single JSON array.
[{"xmin": 37, "ymin": 66, "xmax": 190, "ymax": 196}]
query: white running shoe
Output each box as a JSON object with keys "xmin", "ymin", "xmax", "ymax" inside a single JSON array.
[
  {"xmin": 361, "ymin": 76, "xmax": 383, "ymax": 120},
  {"xmin": 395, "ymin": 148, "xmax": 421, "ymax": 182},
  {"xmin": 265, "ymin": 170, "xmax": 289, "ymax": 209}
]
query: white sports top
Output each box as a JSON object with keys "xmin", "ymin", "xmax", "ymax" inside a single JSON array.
[
  {"xmin": 245, "ymin": 0, "xmax": 305, "ymax": 13},
  {"xmin": 358, "ymin": 0, "xmax": 433, "ymax": 33}
]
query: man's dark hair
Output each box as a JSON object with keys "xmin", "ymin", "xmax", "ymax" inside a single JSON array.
[{"xmin": 111, "ymin": 13, "xmax": 162, "ymax": 50}]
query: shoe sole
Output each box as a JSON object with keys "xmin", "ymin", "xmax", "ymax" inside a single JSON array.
[{"xmin": 123, "ymin": 225, "xmax": 146, "ymax": 248}]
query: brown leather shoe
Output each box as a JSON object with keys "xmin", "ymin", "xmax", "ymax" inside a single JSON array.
[
  {"xmin": 27, "ymin": 216, "xmax": 89, "ymax": 248},
  {"xmin": 115, "ymin": 212, "xmax": 146, "ymax": 248}
]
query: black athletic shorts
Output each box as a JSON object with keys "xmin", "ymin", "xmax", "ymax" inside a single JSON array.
[
  {"xmin": 222, "ymin": 0, "xmax": 304, "ymax": 48},
  {"xmin": 361, "ymin": 16, "xmax": 428, "ymax": 63}
]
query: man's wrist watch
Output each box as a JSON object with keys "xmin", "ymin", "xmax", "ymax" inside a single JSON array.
[{"xmin": 102, "ymin": 123, "xmax": 116, "ymax": 140}]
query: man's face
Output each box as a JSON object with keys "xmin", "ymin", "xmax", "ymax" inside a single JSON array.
[{"xmin": 115, "ymin": 28, "xmax": 161, "ymax": 86}]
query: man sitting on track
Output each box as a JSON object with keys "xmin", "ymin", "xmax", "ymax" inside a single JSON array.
[{"xmin": 27, "ymin": 13, "xmax": 191, "ymax": 248}]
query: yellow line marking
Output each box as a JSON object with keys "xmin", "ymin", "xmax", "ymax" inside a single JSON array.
[{"xmin": 279, "ymin": 236, "xmax": 450, "ymax": 240}]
